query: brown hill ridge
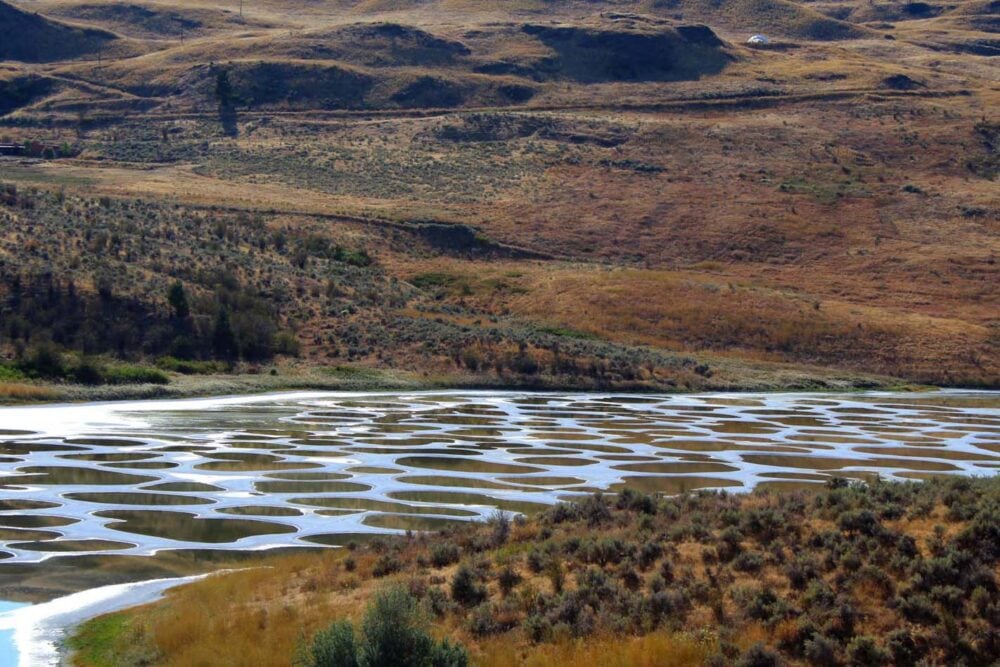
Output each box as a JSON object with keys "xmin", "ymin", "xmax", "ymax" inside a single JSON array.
[{"xmin": 0, "ymin": 0, "xmax": 118, "ymax": 63}]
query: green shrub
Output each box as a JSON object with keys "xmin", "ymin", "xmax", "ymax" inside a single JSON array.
[
  {"xmin": 488, "ymin": 510, "xmax": 511, "ymax": 547},
  {"xmin": 155, "ymin": 356, "xmax": 228, "ymax": 375},
  {"xmin": 886, "ymin": 629, "xmax": 921, "ymax": 665},
  {"xmin": 717, "ymin": 526, "xmax": 744, "ymax": 562},
  {"xmin": 101, "ymin": 365, "xmax": 170, "ymax": 385},
  {"xmin": 450, "ymin": 565, "xmax": 486, "ymax": 607},
  {"xmin": 733, "ymin": 551, "xmax": 765, "ymax": 573},
  {"xmin": 71, "ymin": 358, "xmax": 105, "ymax": 385},
  {"xmin": 274, "ymin": 332, "xmax": 302, "ymax": 357},
  {"xmin": 743, "ymin": 587, "xmax": 790, "ymax": 624},
  {"xmin": 526, "ymin": 547, "xmax": 546, "ymax": 574},
  {"xmin": 372, "ymin": 555, "xmax": 403, "ymax": 578},
  {"xmin": 306, "ymin": 588, "xmax": 467, "ymax": 667},
  {"xmin": 18, "ymin": 343, "xmax": 65, "ymax": 379},
  {"xmin": 803, "ymin": 634, "xmax": 840, "ymax": 666},
  {"xmin": 523, "ymin": 613, "xmax": 552, "ymax": 643},
  {"xmin": 497, "ymin": 565, "xmax": 522, "ymax": 597},
  {"xmin": 898, "ymin": 592, "xmax": 939, "ymax": 624},
  {"xmin": 638, "ymin": 541, "xmax": 662, "ymax": 570},
  {"xmin": 360, "ymin": 587, "xmax": 468, "ymax": 667},
  {"xmin": 735, "ymin": 642, "xmax": 781, "ymax": 667},
  {"xmin": 424, "ymin": 587, "xmax": 452, "ymax": 617},
  {"xmin": 430, "ymin": 543, "xmax": 460, "ymax": 569},
  {"xmin": 545, "ymin": 559, "xmax": 565, "ymax": 594},
  {"xmin": 306, "ymin": 620, "xmax": 358, "ymax": 667},
  {"xmin": 0, "ymin": 363, "xmax": 25, "ymax": 382},
  {"xmin": 846, "ymin": 636, "xmax": 889, "ymax": 666},
  {"xmin": 838, "ymin": 510, "xmax": 882, "ymax": 537}
]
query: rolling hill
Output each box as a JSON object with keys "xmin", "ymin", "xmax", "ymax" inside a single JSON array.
[
  {"xmin": 0, "ymin": 0, "xmax": 116, "ymax": 62},
  {"xmin": 0, "ymin": 0, "xmax": 996, "ymax": 392}
]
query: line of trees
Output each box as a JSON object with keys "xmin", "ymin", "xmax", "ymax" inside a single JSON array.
[{"xmin": 0, "ymin": 270, "xmax": 298, "ymax": 365}]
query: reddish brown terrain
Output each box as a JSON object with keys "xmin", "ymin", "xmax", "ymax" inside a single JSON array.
[{"xmin": 1, "ymin": 0, "xmax": 997, "ymax": 392}]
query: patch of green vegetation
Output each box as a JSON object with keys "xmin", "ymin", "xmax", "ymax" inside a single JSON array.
[
  {"xmin": 299, "ymin": 587, "xmax": 469, "ymax": 667},
  {"xmin": 411, "ymin": 272, "xmax": 463, "ymax": 290},
  {"xmin": 0, "ymin": 363, "xmax": 25, "ymax": 381},
  {"xmin": 101, "ymin": 364, "xmax": 170, "ymax": 386},
  {"xmin": 481, "ymin": 278, "xmax": 529, "ymax": 295},
  {"xmin": 12, "ymin": 346, "xmax": 169, "ymax": 386},
  {"xmin": 155, "ymin": 356, "xmax": 229, "ymax": 375},
  {"xmin": 777, "ymin": 177, "xmax": 871, "ymax": 204},
  {"xmin": 535, "ymin": 326, "xmax": 598, "ymax": 340},
  {"xmin": 67, "ymin": 612, "xmax": 159, "ymax": 667},
  {"xmin": 320, "ymin": 365, "xmax": 385, "ymax": 380}
]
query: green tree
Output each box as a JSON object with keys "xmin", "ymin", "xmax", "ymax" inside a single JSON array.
[
  {"xmin": 212, "ymin": 309, "xmax": 237, "ymax": 360},
  {"xmin": 215, "ymin": 68, "xmax": 233, "ymax": 107},
  {"xmin": 167, "ymin": 281, "xmax": 190, "ymax": 320}
]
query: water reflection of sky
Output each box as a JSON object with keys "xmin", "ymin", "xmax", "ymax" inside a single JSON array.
[
  {"xmin": 0, "ymin": 390, "xmax": 997, "ymax": 563},
  {"xmin": 0, "ymin": 600, "xmax": 29, "ymax": 666}
]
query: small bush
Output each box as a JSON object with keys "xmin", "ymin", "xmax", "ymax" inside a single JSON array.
[
  {"xmin": 155, "ymin": 356, "xmax": 228, "ymax": 375},
  {"xmin": 488, "ymin": 510, "xmax": 511, "ymax": 547},
  {"xmin": 71, "ymin": 358, "xmax": 105, "ymax": 385},
  {"xmin": 733, "ymin": 551, "xmax": 765, "ymax": 573},
  {"xmin": 450, "ymin": 565, "xmax": 486, "ymax": 607},
  {"xmin": 638, "ymin": 541, "xmax": 663, "ymax": 570},
  {"xmin": 898, "ymin": 592, "xmax": 939, "ymax": 624},
  {"xmin": 373, "ymin": 555, "xmax": 403, "ymax": 578},
  {"xmin": 430, "ymin": 543, "xmax": 460, "ymax": 568},
  {"xmin": 425, "ymin": 586, "xmax": 453, "ymax": 618},
  {"xmin": 359, "ymin": 587, "xmax": 468, "ymax": 667},
  {"xmin": 736, "ymin": 642, "xmax": 782, "ymax": 667},
  {"xmin": 497, "ymin": 565, "xmax": 522, "ymax": 597},
  {"xmin": 846, "ymin": 636, "xmax": 889, "ymax": 666},
  {"xmin": 18, "ymin": 343, "xmax": 65, "ymax": 379},
  {"xmin": 0, "ymin": 364, "xmax": 25, "ymax": 382},
  {"xmin": 545, "ymin": 559, "xmax": 565, "ymax": 594},
  {"xmin": 803, "ymin": 634, "xmax": 840, "ymax": 666},
  {"xmin": 526, "ymin": 547, "xmax": 547, "ymax": 574},
  {"xmin": 838, "ymin": 510, "xmax": 882, "ymax": 537},
  {"xmin": 886, "ymin": 629, "xmax": 920, "ymax": 665},
  {"xmin": 101, "ymin": 364, "xmax": 170, "ymax": 385},
  {"xmin": 523, "ymin": 613, "xmax": 552, "ymax": 643}
]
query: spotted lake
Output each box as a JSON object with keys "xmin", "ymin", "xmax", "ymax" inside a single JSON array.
[{"xmin": 0, "ymin": 390, "xmax": 997, "ymax": 563}]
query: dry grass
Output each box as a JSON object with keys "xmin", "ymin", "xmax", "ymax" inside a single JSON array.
[
  {"xmin": 387, "ymin": 258, "xmax": 998, "ymax": 385},
  {"xmin": 0, "ymin": 382, "xmax": 58, "ymax": 401},
  {"xmin": 71, "ymin": 477, "xmax": 1000, "ymax": 667},
  {"xmin": 475, "ymin": 631, "xmax": 717, "ymax": 667}
]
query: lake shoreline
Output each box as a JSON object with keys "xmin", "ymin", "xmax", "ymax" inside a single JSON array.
[
  {"xmin": 64, "ymin": 476, "xmax": 1000, "ymax": 667},
  {"xmin": 0, "ymin": 574, "xmax": 210, "ymax": 667},
  {"xmin": 0, "ymin": 388, "xmax": 995, "ymax": 601},
  {"xmin": 0, "ymin": 362, "xmax": 922, "ymax": 407}
]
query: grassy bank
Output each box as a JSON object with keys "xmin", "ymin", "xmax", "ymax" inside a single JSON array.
[
  {"xmin": 0, "ymin": 357, "xmax": 909, "ymax": 406},
  {"xmin": 0, "ymin": 366, "xmax": 418, "ymax": 405},
  {"xmin": 68, "ymin": 476, "xmax": 1000, "ymax": 666}
]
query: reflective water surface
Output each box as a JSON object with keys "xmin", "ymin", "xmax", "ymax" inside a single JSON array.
[{"xmin": 0, "ymin": 390, "xmax": 996, "ymax": 562}]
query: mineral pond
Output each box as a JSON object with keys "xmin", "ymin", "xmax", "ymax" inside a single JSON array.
[{"xmin": 0, "ymin": 390, "xmax": 997, "ymax": 563}]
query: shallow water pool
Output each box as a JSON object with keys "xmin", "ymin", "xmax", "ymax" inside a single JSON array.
[{"xmin": 0, "ymin": 390, "xmax": 996, "ymax": 562}]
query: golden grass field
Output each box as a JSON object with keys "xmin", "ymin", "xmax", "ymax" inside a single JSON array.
[{"xmin": 67, "ymin": 477, "xmax": 1000, "ymax": 666}]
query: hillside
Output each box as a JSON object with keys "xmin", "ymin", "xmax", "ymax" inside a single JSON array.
[
  {"xmin": 0, "ymin": 0, "xmax": 997, "ymax": 394},
  {"xmin": 656, "ymin": 0, "xmax": 871, "ymax": 40},
  {"xmin": 0, "ymin": 0, "xmax": 116, "ymax": 62},
  {"xmin": 68, "ymin": 477, "xmax": 1000, "ymax": 666}
]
